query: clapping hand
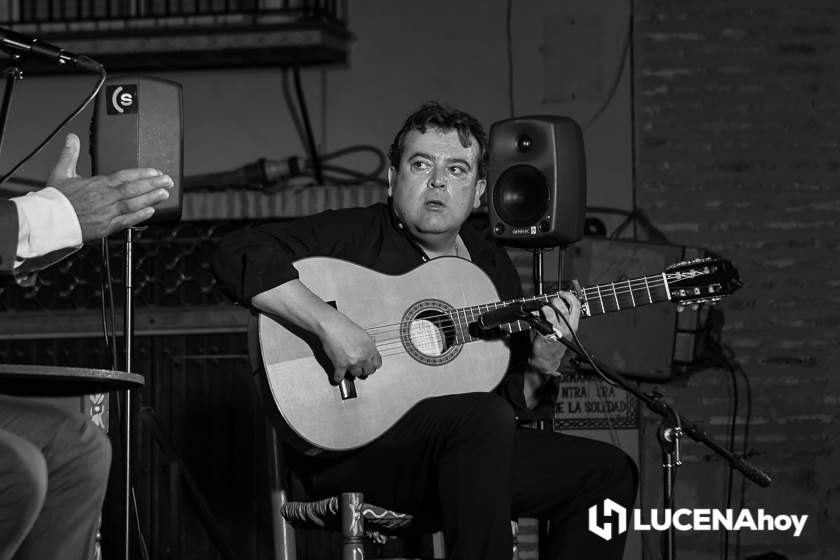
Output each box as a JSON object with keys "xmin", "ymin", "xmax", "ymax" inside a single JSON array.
[{"xmin": 47, "ymin": 133, "xmax": 174, "ymax": 241}]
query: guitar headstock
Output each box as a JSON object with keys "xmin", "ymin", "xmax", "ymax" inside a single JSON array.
[{"xmin": 666, "ymin": 257, "xmax": 742, "ymax": 307}]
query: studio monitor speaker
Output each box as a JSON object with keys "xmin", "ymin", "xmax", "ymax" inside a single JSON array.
[
  {"xmin": 91, "ymin": 75, "xmax": 183, "ymax": 224},
  {"xmin": 488, "ymin": 116, "xmax": 586, "ymax": 248}
]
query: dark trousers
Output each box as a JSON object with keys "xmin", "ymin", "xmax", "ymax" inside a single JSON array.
[
  {"xmin": 304, "ymin": 392, "xmax": 638, "ymax": 560},
  {"xmin": 0, "ymin": 394, "xmax": 111, "ymax": 560}
]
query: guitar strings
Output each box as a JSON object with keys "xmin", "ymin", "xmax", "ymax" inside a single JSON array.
[
  {"xmin": 361, "ymin": 274, "xmax": 676, "ymax": 343},
  {"xmin": 331, "ymin": 271, "xmax": 698, "ymax": 361}
]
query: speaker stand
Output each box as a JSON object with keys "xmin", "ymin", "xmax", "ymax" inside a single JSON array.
[
  {"xmin": 530, "ymin": 245, "xmax": 566, "ymax": 559},
  {"xmin": 120, "ymin": 226, "xmax": 138, "ymax": 560}
]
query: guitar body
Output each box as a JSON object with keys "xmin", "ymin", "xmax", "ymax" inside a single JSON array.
[
  {"xmin": 258, "ymin": 257, "xmax": 511, "ymax": 452},
  {"xmin": 256, "ymin": 253, "xmax": 742, "ymax": 453}
]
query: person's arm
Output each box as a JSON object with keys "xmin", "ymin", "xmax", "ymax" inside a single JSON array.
[
  {"xmin": 212, "ymin": 206, "xmax": 382, "ymax": 304},
  {"xmin": 485, "ymin": 236, "xmax": 581, "ymax": 417},
  {"xmin": 2, "ymin": 133, "xmax": 173, "ymax": 281},
  {"xmin": 252, "ymin": 280, "xmax": 381, "ymax": 382},
  {"xmin": 213, "ymin": 206, "xmax": 388, "ymax": 381},
  {"xmin": 522, "ymin": 292, "xmax": 581, "ymax": 408},
  {"xmin": 0, "ymin": 199, "xmax": 18, "ymax": 274},
  {"xmin": 10, "ymin": 186, "xmax": 83, "ymax": 277}
]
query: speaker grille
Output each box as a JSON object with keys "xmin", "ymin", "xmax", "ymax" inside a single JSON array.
[{"xmin": 492, "ymin": 164, "xmax": 550, "ymax": 227}]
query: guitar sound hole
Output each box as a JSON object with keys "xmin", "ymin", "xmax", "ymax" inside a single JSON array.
[{"xmin": 408, "ymin": 309, "xmax": 455, "ymax": 358}]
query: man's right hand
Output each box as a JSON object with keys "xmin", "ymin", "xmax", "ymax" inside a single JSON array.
[
  {"xmin": 317, "ymin": 312, "xmax": 382, "ymax": 383},
  {"xmin": 47, "ymin": 133, "xmax": 173, "ymax": 241},
  {"xmin": 251, "ymin": 280, "xmax": 383, "ymax": 384}
]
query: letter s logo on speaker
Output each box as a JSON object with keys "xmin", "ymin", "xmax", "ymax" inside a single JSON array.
[{"xmin": 105, "ymin": 85, "xmax": 138, "ymax": 115}]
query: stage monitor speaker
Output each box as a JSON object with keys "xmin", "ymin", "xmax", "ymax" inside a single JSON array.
[
  {"xmin": 487, "ymin": 116, "xmax": 586, "ymax": 248},
  {"xmin": 554, "ymin": 237, "xmax": 706, "ymax": 380},
  {"xmin": 91, "ymin": 75, "xmax": 183, "ymax": 224}
]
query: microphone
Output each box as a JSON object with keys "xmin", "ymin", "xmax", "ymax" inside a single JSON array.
[
  {"xmin": 477, "ymin": 300, "xmax": 544, "ymax": 330},
  {"xmin": 0, "ymin": 27, "xmax": 103, "ymax": 72},
  {"xmin": 182, "ymin": 157, "xmax": 304, "ymax": 191}
]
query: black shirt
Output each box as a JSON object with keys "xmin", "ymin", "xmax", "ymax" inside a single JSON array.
[{"xmin": 212, "ymin": 201, "xmax": 555, "ymax": 419}]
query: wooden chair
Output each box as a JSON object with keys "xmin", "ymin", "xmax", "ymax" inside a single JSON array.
[
  {"xmin": 250, "ymin": 347, "xmax": 522, "ymax": 559},
  {"xmin": 265, "ymin": 425, "xmax": 521, "ymax": 560},
  {"xmin": 265, "ymin": 423, "xmax": 446, "ymax": 560}
]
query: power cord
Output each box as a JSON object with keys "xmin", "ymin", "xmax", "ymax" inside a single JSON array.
[
  {"xmin": 279, "ymin": 66, "xmax": 388, "ymax": 189},
  {"xmin": 0, "ymin": 66, "xmax": 106, "ymax": 185}
]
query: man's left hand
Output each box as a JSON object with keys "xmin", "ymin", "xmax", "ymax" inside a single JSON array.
[{"xmin": 528, "ymin": 292, "xmax": 581, "ymax": 375}]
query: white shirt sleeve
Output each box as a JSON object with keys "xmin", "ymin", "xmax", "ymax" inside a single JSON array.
[{"xmin": 12, "ymin": 186, "xmax": 83, "ymax": 272}]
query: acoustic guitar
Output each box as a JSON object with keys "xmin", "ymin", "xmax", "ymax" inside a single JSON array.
[{"xmin": 257, "ymin": 256, "xmax": 740, "ymax": 452}]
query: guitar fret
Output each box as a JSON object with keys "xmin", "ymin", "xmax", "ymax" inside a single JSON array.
[
  {"xmin": 632, "ymin": 281, "xmax": 647, "ymax": 307},
  {"xmin": 456, "ymin": 308, "xmax": 471, "ymax": 343},
  {"xmin": 456, "ymin": 267, "xmax": 702, "ymax": 341},
  {"xmin": 264, "ymin": 255, "xmax": 737, "ymax": 453},
  {"xmin": 595, "ymin": 284, "xmax": 606, "ymax": 314},
  {"xmin": 661, "ymin": 273, "xmax": 672, "ymax": 301}
]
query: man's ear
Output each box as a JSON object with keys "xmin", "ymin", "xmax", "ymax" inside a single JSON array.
[
  {"xmin": 473, "ymin": 178, "xmax": 487, "ymax": 208},
  {"xmin": 387, "ymin": 167, "xmax": 395, "ymax": 197}
]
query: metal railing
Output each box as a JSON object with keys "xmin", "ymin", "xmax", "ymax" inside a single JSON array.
[{"xmin": 0, "ymin": 0, "xmax": 345, "ymax": 24}]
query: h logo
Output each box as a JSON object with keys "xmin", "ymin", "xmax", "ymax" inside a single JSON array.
[{"xmin": 588, "ymin": 498, "xmax": 628, "ymax": 541}]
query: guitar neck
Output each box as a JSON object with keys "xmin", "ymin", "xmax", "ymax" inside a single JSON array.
[{"xmin": 458, "ymin": 272, "xmax": 673, "ymax": 336}]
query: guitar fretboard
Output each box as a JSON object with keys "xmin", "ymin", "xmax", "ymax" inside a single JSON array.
[{"xmin": 451, "ymin": 273, "xmax": 672, "ymax": 344}]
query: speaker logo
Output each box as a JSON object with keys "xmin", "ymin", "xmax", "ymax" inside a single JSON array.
[{"xmin": 106, "ymin": 85, "xmax": 138, "ymax": 115}]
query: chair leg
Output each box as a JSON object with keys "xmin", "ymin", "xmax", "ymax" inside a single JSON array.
[
  {"xmin": 267, "ymin": 425, "xmax": 297, "ymax": 560},
  {"xmin": 431, "ymin": 531, "xmax": 445, "ymax": 559},
  {"xmin": 340, "ymin": 492, "xmax": 365, "ymax": 560},
  {"xmin": 511, "ymin": 519, "xmax": 519, "ymax": 560}
]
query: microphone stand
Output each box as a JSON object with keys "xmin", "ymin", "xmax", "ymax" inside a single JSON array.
[
  {"xmin": 572, "ymin": 353, "xmax": 772, "ymax": 560},
  {"xmin": 658, "ymin": 416, "xmax": 680, "ymax": 560},
  {"xmin": 522, "ymin": 312, "xmax": 771, "ymax": 560}
]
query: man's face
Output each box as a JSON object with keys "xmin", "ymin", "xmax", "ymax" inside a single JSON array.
[{"xmin": 388, "ymin": 128, "xmax": 486, "ymax": 241}]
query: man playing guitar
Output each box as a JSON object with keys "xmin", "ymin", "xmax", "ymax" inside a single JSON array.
[{"xmin": 213, "ymin": 101, "xmax": 638, "ymax": 560}]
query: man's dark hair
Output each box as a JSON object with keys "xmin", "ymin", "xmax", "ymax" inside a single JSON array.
[{"xmin": 388, "ymin": 101, "xmax": 489, "ymax": 180}]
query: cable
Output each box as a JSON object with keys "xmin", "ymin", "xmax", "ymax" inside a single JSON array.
[
  {"xmin": 734, "ymin": 360, "xmax": 751, "ymax": 560},
  {"xmin": 292, "ymin": 65, "xmax": 324, "ymax": 184},
  {"xmin": 103, "ymin": 238, "xmax": 118, "ymax": 371},
  {"xmin": 99, "ymin": 238, "xmax": 113, "ymax": 368},
  {"xmin": 0, "ymin": 66, "xmax": 106, "ymax": 185},
  {"xmin": 275, "ymin": 67, "xmax": 388, "ymax": 189},
  {"xmin": 506, "ymin": 0, "xmax": 515, "ymax": 118},
  {"xmin": 581, "ymin": 1, "xmax": 633, "ymax": 131},
  {"xmin": 698, "ymin": 324, "xmax": 753, "ymax": 560},
  {"xmin": 132, "ymin": 486, "xmax": 150, "ymax": 560},
  {"xmin": 715, "ymin": 341, "xmax": 752, "ymax": 560},
  {"xmin": 723, "ymin": 362, "xmax": 739, "ymax": 560},
  {"xmin": 544, "ymin": 300, "xmax": 621, "ymax": 393},
  {"xmin": 281, "ymin": 68, "xmax": 307, "ymax": 152}
]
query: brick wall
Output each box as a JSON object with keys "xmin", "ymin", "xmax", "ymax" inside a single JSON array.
[
  {"xmin": 633, "ymin": 1, "xmax": 839, "ymax": 558},
  {"xmin": 5, "ymin": 2, "xmax": 834, "ymax": 557}
]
